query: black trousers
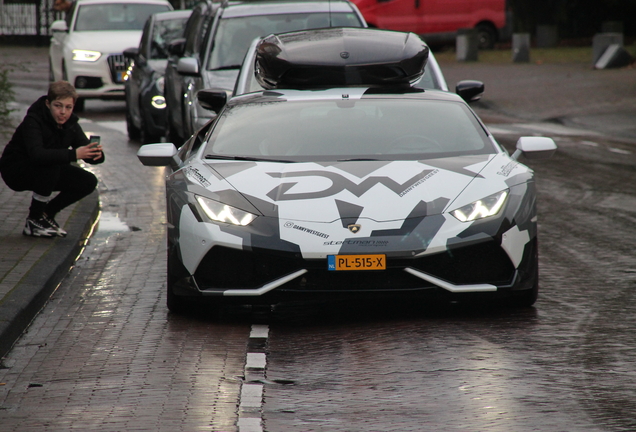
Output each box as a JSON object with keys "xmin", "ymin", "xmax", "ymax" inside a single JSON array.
[{"xmin": 1, "ymin": 162, "xmax": 98, "ymax": 217}]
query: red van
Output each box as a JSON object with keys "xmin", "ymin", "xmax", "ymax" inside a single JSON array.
[{"xmin": 350, "ymin": 0, "xmax": 507, "ymax": 49}]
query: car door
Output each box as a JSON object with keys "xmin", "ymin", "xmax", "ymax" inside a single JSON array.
[
  {"xmin": 179, "ymin": 9, "xmax": 215, "ymax": 140},
  {"xmin": 165, "ymin": 5, "xmax": 207, "ymax": 143},
  {"xmin": 129, "ymin": 18, "xmax": 154, "ymax": 125}
]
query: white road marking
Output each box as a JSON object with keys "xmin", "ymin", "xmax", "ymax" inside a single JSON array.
[
  {"xmin": 608, "ymin": 147, "xmax": 632, "ymax": 155},
  {"xmin": 246, "ymin": 352, "xmax": 267, "ymax": 370},
  {"xmin": 239, "ymin": 324, "xmax": 269, "ymax": 432}
]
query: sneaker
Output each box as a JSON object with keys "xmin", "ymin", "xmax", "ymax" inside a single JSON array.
[
  {"xmin": 43, "ymin": 214, "xmax": 68, "ymax": 237},
  {"xmin": 23, "ymin": 217, "xmax": 57, "ymax": 237}
]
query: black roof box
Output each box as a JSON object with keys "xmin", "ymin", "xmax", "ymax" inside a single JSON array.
[{"xmin": 255, "ymin": 27, "xmax": 429, "ymax": 89}]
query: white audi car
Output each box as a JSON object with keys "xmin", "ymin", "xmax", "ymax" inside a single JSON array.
[
  {"xmin": 49, "ymin": 0, "xmax": 172, "ymax": 111},
  {"xmin": 138, "ymin": 28, "xmax": 557, "ymax": 314}
]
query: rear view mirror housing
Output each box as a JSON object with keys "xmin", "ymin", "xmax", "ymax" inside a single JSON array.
[
  {"xmin": 137, "ymin": 143, "xmax": 182, "ymax": 170},
  {"xmin": 512, "ymin": 136, "xmax": 558, "ymax": 160},
  {"xmin": 197, "ymin": 88, "xmax": 231, "ymax": 113},
  {"xmin": 456, "ymin": 80, "xmax": 484, "ymax": 102}
]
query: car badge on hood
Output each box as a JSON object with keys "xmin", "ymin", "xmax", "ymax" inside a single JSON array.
[{"xmin": 348, "ymin": 224, "xmax": 361, "ymax": 234}]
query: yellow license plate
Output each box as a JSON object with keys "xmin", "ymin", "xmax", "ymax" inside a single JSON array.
[{"xmin": 328, "ymin": 254, "xmax": 386, "ymax": 271}]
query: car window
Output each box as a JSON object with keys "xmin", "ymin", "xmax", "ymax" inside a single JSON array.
[
  {"xmin": 204, "ymin": 99, "xmax": 494, "ymax": 160},
  {"xmin": 150, "ymin": 17, "xmax": 190, "ymax": 59},
  {"xmin": 74, "ymin": 4, "xmax": 171, "ymax": 31},
  {"xmin": 208, "ymin": 12, "xmax": 363, "ymax": 70}
]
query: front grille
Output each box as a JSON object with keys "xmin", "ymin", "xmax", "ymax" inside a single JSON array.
[
  {"xmin": 107, "ymin": 54, "xmax": 128, "ymax": 84},
  {"xmin": 408, "ymin": 241, "xmax": 515, "ymax": 285},
  {"xmin": 193, "ymin": 241, "xmax": 517, "ymax": 292},
  {"xmin": 195, "ymin": 247, "xmax": 303, "ymax": 289}
]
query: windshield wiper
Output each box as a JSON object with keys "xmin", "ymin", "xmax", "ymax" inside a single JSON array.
[{"xmin": 205, "ymin": 154, "xmax": 293, "ymax": 163}]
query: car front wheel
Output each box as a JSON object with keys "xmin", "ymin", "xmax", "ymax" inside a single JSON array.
[
  {"xmin": 167, "ymin": 248, "xmax": 192, "ymax": 314},
  {"xmin": 507, "ymin": 247, "xmax": 539, "ymax": 308},
  {"xmin": 126, "ymin": 111, "xmax": 141, "ymax": 140},
  {"xmin": 476, "ymin": 22, "xmax": 497, "ymax": 50}
]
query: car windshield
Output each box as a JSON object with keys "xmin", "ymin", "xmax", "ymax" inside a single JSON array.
[
  {"xmin": 74, "ymin": 4, "xmax": 171, "ymax": 31},
  {"xmin": 208, "ymin": 12, "xmax": 363, "ymax": 70},
  {"xmin": 204, "ymin": 97, "xmax": 494, "ymax": 161},
  {"xmin": 150, "ymin": 17, "xmax": 190, "ymax": 59}
]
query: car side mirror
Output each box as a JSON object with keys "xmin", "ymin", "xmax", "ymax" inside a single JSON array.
[
  {"xmin": 197, "ymin": 88, "xmax": 230, "ymax": 113},
  {"xmin": 123, "ymin": 47, "xmax": 139, "ymax": 59},
  {"xmin": 512, "ymin": 136, "xmax": 557, "ymax": 160},
  {"xmin": 456, "ymin": 80, "xmax": 484, "ymax": 103},
  {"xmin": 50, "ymin": 20, "xmax": 68, "ymax": 33},
  {"xmin": 168, "ymin": 38, "xmax": 186, "ymax": 57},
  {"xmin": 137, "ymin": 143, "xmax": 182, "ymax": 170},
  {"xmin": 177, "ymin": 57, "xmax": 199, "ymax": 75},
  {"xmin": 124, "ymin": 47, "xmax": 145, "ymax": 67}
]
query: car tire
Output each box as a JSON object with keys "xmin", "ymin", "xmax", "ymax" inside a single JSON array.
[
  {"xmin": 166, "ymin": 119, "xmax": 182, "ymax": 146},
  {"xmin": 509, "ymin": 280, "xmax": 539, "ymax": 308},
  {"xmin": 475, "ymin": 22, "xmax": 497, "ymax": 50},
  {"xmin": 126, "ymin": 110, "xmax": 141, "ymax": 141},
  {"xmin": 140, "ymin": 115, "xmax": 162, "ymax": 144},
  {"xmin": 74, "ymin": 97, "xmax": 85, "ymax": 112},
  {"xmin": 166, "ymin": 281, "xmax": 190, "ymax": 314},
  {"xmin": 167, "ymin": 249, "xmax": 192, "ymax": 314},
  {"xmin": 508, "ymin": 247, "xmax": 539, "ymax": 308}
]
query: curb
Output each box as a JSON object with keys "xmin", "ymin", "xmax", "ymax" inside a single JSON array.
[{"xmin": 0, "ymin": 190, "xmax": 100, "ymax": 360}]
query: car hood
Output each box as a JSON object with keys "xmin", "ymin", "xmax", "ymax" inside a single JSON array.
[
  {"xmin": 66, "ymin": 31, "xmax": 143, "ymax": 54},
  {"xmin": 192, "ymin": 154, "xmax": 527, "ymax": 223}
]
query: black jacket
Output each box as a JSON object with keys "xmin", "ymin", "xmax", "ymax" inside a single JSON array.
[{"xmin": 0, "ymin": 95, "xmax": 105, "ymax": 170}]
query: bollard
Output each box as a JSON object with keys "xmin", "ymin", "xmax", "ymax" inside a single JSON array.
[
  {"xmin": 592, "ymin": 33, "xmax": 624, "ymax": 64},
  {"xmin": 456, "ymin": 28, "xmax": 478, "ymax": 62},
  {"xmin": 512, "ymin": 33, "xmax": 530, "ymax": 63},
  {"xmin": 595, "ymin": 44, "xmax": 633, "ymax": 69}
]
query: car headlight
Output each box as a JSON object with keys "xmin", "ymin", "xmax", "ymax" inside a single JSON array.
[
  {"xmin": 72, "ymin": 49, "xmax": 101, "ymax": 62},
  {"xmin": 451, "ymin": 190, "xmax": 508, "ymax": 222},
  {"xmin": 151, "ymin": 95, "xmax": 166, "ymax": 109},
  {"xmin": 196, "ymin": 196, "xmax": 257, "ymax": 226}
]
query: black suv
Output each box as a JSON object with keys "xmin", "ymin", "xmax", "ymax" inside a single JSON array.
[
  {"xmin": 163, "ymin": 0, "xmax": 366, "ymax": 145},
  {"xmin": 124, "ymin": 10, "xmax": 192, "ymax": 143}
]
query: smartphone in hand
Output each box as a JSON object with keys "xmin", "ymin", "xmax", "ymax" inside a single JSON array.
[{"xmin": 89, "ymin": 135, "xmax": 101, "ymax": 147}]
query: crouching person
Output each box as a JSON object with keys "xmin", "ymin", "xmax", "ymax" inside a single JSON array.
[{"xmin": 0, "ymin": 81, "xmax": 104, "ymax": 237}]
